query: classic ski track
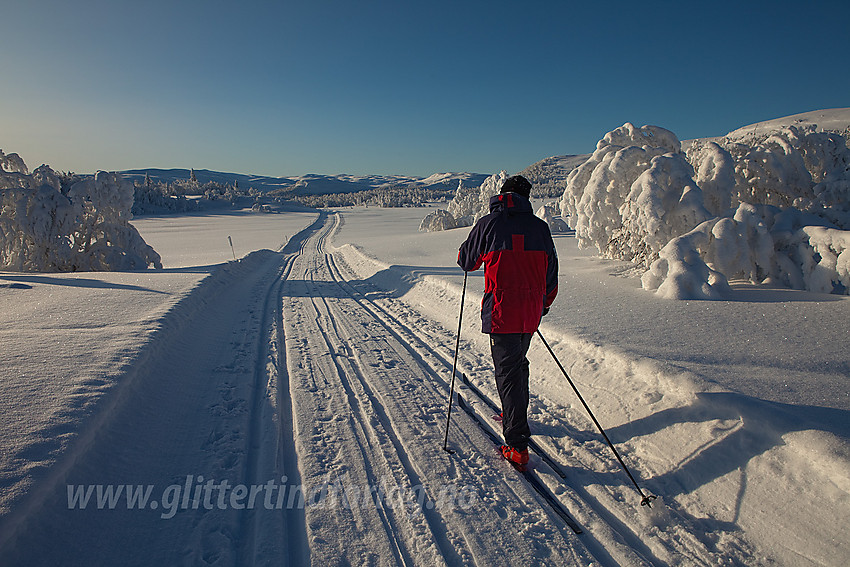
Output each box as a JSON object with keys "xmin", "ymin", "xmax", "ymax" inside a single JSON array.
[
  {"xmin": 284, "ymin": 214, "xmax": 593, "ymax": 565},
  {"xmin": 320, "ymin": 221, "xmax": 748, "ymax": 565},
  {"xmin": 323, "ymin": 262, "xmax": 732, "ymax": 566},
  {"xmin": 283, "ymin": 220, "xmax": 426, "ymax": 565},
  {"xmin": 294, "ymin": 216, "xmax": 471, "ymax": 565},
  {"xmin": 319, "ymin": 254, "xmax": 649, "ymax": 566},
  {"xmin": 306, "ymin": 239, "xmax": 419, "ymax": 565},
  {"xmin": 238, "ymin": 226, "xmax": 312, "ymax": 566}
]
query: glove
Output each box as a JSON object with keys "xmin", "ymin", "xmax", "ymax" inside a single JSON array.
[{"xmin": 542, "ymin": 307, "xmax": 550, "ymax": 316}]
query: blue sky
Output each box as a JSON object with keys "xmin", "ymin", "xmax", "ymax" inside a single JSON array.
[{"xmin": 1, "ymin": 1, "xmax": 848, "ymax": 177}]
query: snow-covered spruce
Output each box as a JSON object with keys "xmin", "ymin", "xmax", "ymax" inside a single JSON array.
[{"xmin": 0, "ymin": 151, "xmax": 161, "ymax": 272}]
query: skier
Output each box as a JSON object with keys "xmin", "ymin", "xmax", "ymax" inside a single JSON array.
[{"xmin": 457, "ymin": 175, "xmax": 558, "ymax": 466}]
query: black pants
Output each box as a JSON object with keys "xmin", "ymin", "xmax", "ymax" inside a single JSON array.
[{"xmin": 490, "ymin": 332, "xmax": 533, "ymax": 451}]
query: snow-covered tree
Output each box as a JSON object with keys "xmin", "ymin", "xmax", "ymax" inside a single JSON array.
[
  {"xmin": 562, "ymin": 121, "xmax": 850, "ymax": 298},
  {"xmin": 560, "ymin": 123, "xmax": 700, "ymax": 265},
  {"xmin": 420, "ymin": 172, "xmax": 508, "ymax": 232},
  {"xmin": 536, "ymin": 202, "xmax": 570, "ymax": 232},
  {"xmin": 0, "ymin": 152, "xmax": 161, "ymax": 272},
  {"xmin": 617, "ymin": 153, "xmax": 711, "ymax": 267}
]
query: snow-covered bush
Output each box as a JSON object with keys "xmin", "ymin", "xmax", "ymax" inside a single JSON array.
[
  {"xmin": 642, "ymin": 204, "xmax": 847, "ymax": 299},
  {"xmin": 420, "ymin": 172, "xmax": 507, "ymax": 232},
  {"xmin": 536, "ymin": 202, "xmax": 570, "ymax": 232},
  {"xmin": 560, "ymin": 123, "xmax": 702, "ymax": 266},
  {"xmin": 418, "ymin": 208, "xmax": 457, "ymax": 232},
  {"xmin": 563, "ymin": 121, "xmax": 850, "ymax": 298},
  {"xmin": 0, "ymin": 152, "xmax": 161, "ymax": 272},
  {"xmin": 0, "ymin": 149, "xmax": 28, "ymax": 174}
]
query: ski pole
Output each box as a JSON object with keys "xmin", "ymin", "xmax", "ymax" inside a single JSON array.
[
  {"xmin": 536, "ymin": 330, "xmax": 657, "ymax": 508},
  {"xmin": 442, "ymin": 271, "xmax": 468, "ymax": 454}
]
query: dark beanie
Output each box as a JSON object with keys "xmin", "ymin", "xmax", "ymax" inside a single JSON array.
[{"xmin": 500, "ymin": 175, "xmax": 532, "ymax": 198}]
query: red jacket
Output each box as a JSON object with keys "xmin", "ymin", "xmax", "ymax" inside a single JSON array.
[{"xmin": 458, "ymin": 193, "xmax": 558, "ymax": 334}]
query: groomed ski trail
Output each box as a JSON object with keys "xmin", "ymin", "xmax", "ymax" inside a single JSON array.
[{"xmin": 281, "ymin": 213, "xmax": 599, "ymax": 565}]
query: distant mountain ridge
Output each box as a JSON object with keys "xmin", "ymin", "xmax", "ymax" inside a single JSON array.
[
  {"xmin": 119, "ymin": 168, "xmax": 491, "ymax": 196},
  {"xmin": 120, "ymin": 108, "xmax": 850, "ymax": 198}
]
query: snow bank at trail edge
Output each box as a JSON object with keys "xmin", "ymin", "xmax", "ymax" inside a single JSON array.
[
  {"xmin": 0, "ymin": 249, "xmax": 283, "ymax": 547},
  {"xmin": 331, "ymin": 235, "xmax": 850, "ymax": 567}
]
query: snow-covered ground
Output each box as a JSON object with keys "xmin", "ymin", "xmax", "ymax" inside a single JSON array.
[{"xmin": 1, "ymin": 203, "xmax": 847, "ymax": 565}]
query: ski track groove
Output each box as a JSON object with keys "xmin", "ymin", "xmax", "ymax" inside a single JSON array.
[
  {"xmin": 307, "ymin": 265, "xmax": 415, "ymax": 566},
  {"xmin": 302, "ymin": 216, "xmax": 459, "ymax": 565}
]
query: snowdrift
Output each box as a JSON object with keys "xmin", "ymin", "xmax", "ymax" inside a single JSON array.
[{"xmin": 0, "ymin": 151, "xmax": 161, "ymax": 272}]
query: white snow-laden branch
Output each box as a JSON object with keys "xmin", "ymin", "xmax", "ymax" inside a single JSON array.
[
  {"xmin": 688, "ymin": 141, "xmax": 736, "ymax": 216},
  {"xmin": 0, "ymin": 153, "xmax": 161, "ymax": 272},
  {"xmin": 799, "ymin": 226, "xmax": 850, "ymax": 294}
]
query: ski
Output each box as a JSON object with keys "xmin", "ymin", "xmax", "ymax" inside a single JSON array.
[
  {"xmin": 456, "ymin": 394, "xmax": 583, "ymax": 534},
  {"xmin": 461, "ymin": 373, "xmax": 568, "ymax": 479}
]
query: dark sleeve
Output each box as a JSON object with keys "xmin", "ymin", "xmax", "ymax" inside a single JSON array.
[
  {"xmin": 457, "ymin": 221, "xmax": 485, "ymax": 272},
  {"xmin": 544, "ymin": 232, "xmax": 558, "ymax": 307}
]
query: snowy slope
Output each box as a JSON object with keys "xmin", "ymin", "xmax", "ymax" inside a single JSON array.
[
  {"xmin": 1, "ymin": 203, "xmax": 847, "ymax": 565},
  {"xmin": 0, "ymin": 209, "xmax": 317, "ymax": 546},
  {"xmin": 682, "ymin": 107, "xmax": 850, "ymax": 149},
  {"xmin": 519, "ymin": 154, "xmax": 592, "ymax": 196},
  {"xmin": 725, "ymin": 108, "xmax": 850, "ymax": 139}
]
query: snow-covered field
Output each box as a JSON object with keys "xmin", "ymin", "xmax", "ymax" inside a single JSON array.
[{"xmin": 1, "ymin": 202, "xmax": 847, "ymax": 565}]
